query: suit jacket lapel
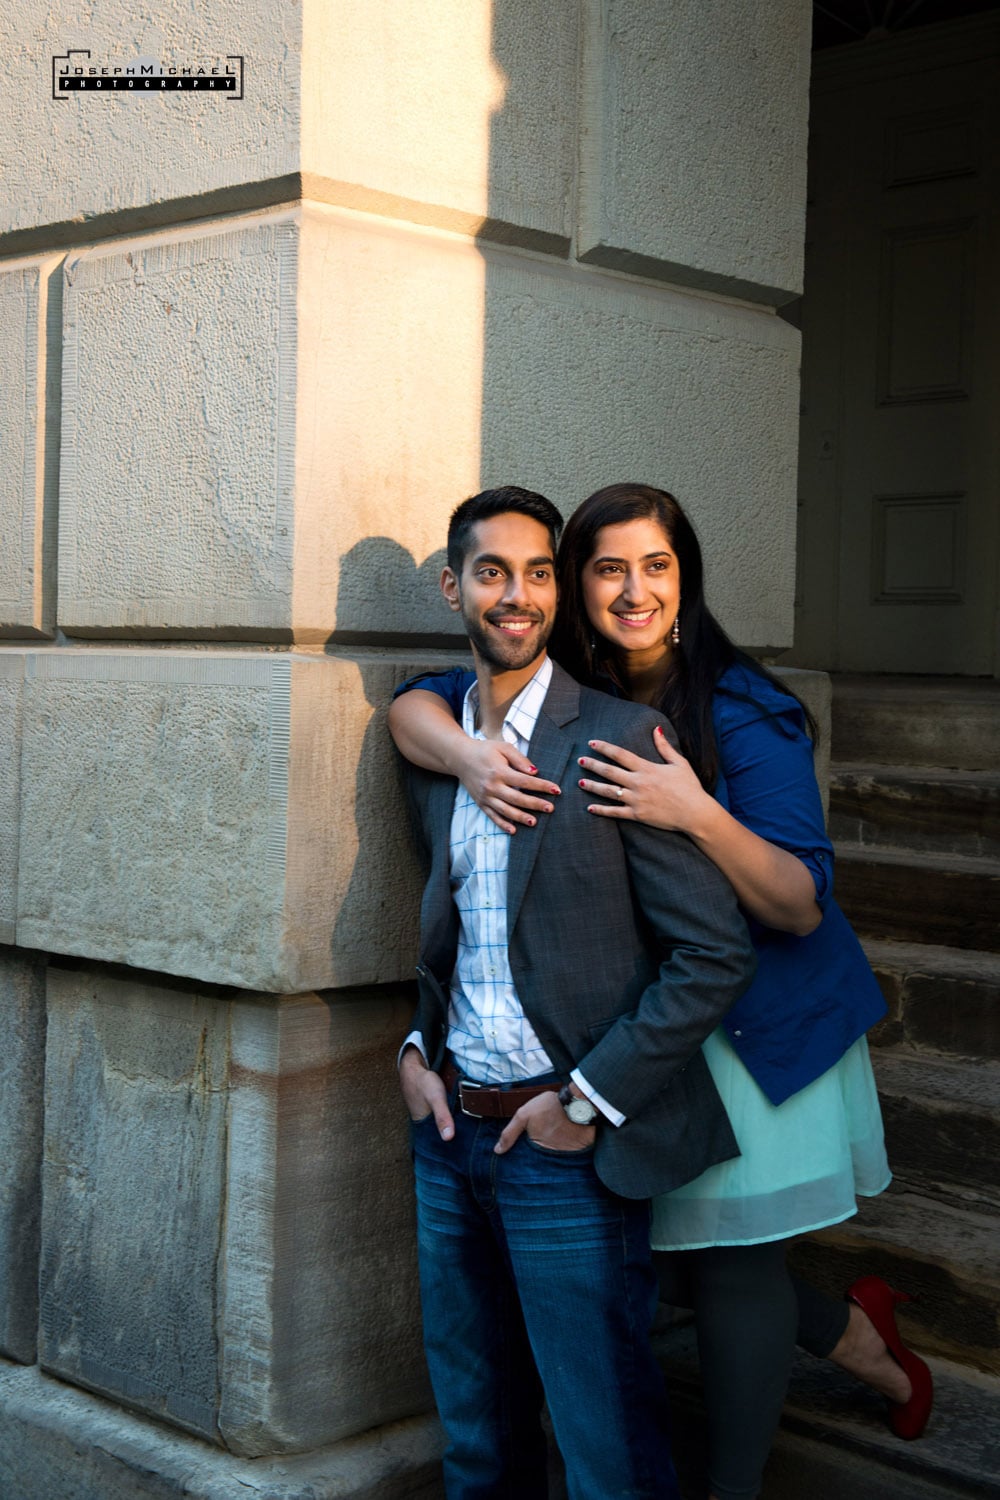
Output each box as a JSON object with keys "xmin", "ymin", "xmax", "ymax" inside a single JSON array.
[{"xmin": 506, "ymin": 663, "xmax": 580, "ymax": 940}]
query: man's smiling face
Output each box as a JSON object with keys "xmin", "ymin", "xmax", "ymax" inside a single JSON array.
[{"xmin": 442, "ymin": 511, "xmax": 557, "ymax": 674}]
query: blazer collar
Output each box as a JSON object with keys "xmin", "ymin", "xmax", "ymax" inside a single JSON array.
[{"xmin": 534, "ymin": 659, "xmax": 581, "ymax": 728}]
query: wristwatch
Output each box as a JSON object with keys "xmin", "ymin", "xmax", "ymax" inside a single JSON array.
[{"xmin": 558, "ymin": 1083, "xmax": 599, "ymax": 1127}]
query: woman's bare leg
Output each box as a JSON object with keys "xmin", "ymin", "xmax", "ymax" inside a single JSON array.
[{"xmin": 826, "ymin": 1301, "xmax": 912, "ymax": 1403}]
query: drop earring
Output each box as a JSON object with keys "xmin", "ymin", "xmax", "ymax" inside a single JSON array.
[{"xmin": 672, "ymin": 601, "xmax": 681, "ymax": 646}]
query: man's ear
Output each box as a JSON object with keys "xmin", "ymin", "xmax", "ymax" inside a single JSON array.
[{"xmin": 440, "ymin": 566, "xmax": 462, "ymax": 613}]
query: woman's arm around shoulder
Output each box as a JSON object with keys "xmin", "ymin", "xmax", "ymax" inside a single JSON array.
[{"xmin": 387, "ymin": 674, "xmax": 561, "ymax": 835}]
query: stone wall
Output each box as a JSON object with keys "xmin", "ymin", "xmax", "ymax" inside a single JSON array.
[{"xmin": 0, "ymin": 2, "xmax": 813, "ymax": 1495}]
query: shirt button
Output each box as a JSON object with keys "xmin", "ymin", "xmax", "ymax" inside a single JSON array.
[
  {"xmin": 734, "ymin": 1029, "xmax": 742, "ymax": 1037},
  {"xmin": 490, "ymin": 967, "xmax": 496, "ymax": 975},
  {"xmin": 485, "ymin": 900, "xmax": 492, "ymax": 908}
]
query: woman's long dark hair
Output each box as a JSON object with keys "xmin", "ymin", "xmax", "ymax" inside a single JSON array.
[{"xmin": 550, "ymin": 483, "xmax": 814, "ymax": 791}]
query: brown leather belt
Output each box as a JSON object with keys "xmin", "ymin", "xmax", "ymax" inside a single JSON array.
[{"xmin": 441, "ymin": 1057, "xmax": 562, "ymax": 1120}]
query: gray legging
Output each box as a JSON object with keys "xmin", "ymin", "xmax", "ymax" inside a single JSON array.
[{"xmin": 656, "ymin": 1244, "xmax": 850, "ymax": 1500}]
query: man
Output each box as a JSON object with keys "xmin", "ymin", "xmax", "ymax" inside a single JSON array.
[{"xmin": 398, "ymin": 486, "xmax": 755, "ymax": 1500}]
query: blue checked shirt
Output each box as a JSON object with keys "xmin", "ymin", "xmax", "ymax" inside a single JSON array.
[
  {"xmin": 447, "ymin": 658, "xmax": 554, "ymax": 1081},
  {"xmin": 403, "ymin": 656, "xmax": 623, "ymax": 1124}
]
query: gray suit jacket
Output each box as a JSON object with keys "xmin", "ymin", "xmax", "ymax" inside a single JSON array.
[{"xmin": 405, "ymin": 660, "xmax": 756, "ymax": 1199}]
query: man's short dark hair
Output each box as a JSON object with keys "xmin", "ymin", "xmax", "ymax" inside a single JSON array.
[{"xmin": 447, "ymin": 486, "xmax": 564, "ymax": 573}]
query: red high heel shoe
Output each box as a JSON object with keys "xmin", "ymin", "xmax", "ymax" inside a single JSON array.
[{"xmin": 846, "ymin": 1274, "xmax": 934, "ymax": 1439}]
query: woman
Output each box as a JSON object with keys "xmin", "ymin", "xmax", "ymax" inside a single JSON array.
[{"xmin": 388, "ymin": 483, "xmax": 932, "ymax": 1499}]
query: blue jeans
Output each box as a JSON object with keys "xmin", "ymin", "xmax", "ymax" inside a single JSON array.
[{"xmin": 410, "ymin": 1075, "xmax": 679, "ymax": 1500}]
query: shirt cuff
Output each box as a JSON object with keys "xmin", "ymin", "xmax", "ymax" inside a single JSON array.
[
  {"xmin": 571, "ymin": 1068, "xmax": 625, "ymax": 1127},
  {"xmin": 398, "ymin": 1031, "xmax": 429, "ymax": 1070}
]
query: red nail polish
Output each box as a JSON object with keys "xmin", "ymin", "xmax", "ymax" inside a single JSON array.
[
  {"xmin": 528, "ymin": 764, "xmax": 537, "ymax": 773},
  {"xmin": 578, "ymin": 779, "xmax": 586, "ymax": 787},
  {"xmin": 578, "ymin": 757, "xmax": 586, "ymax": 766}
]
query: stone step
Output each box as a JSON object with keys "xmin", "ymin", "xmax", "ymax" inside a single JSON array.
[
  {"xmin": 871, "ymin": 1049, "xmax": 1000, "ymax": 1211},
  {"xmin": 835, "ymin": 845, "xmax": 1000, "ymax": 951},
  {"xmin": 830, "ymin": 764, "xmax": 1000, "ymax": 860},
  {"xmin": 656, "ymin": 1320, "xmax": 1000, "ymax": 1500},
  {"xmin": 787, "ymin": 1187, "xmax": 1000, "ymax": 1376},
  {"xmin": 830, "ymin": 675, "xmax": 1000, "ymax": 772},
  {"xmin": 864, "ymin": 940, "xmax": 1000, "ymax": 1062}
]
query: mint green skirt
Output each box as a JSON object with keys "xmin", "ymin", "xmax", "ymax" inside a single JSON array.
[{"xmin": 650, "ymin": 1030, "xmax": 891, "ymax": 1250}]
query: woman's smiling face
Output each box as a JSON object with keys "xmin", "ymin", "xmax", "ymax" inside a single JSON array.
[{"xmin": 580, "ymin": 516, "xmax": 681, "ymax": 668}]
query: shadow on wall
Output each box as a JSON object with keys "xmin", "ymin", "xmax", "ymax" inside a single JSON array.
[
  {"xmin": 329, "ymin": 537, "xmax": 470, "ymax": 988},
  {"xmin": 332, "ymin": 535, "xmax": 454, "ymax": 644}
]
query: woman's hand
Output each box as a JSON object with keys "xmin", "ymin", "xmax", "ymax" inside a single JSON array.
[
  {"xmin": 577, "ymin": 726, "xmax": 711, "ymax": 835},
  {"xmin": 457, "ymin": 739, "xmax": 561, "ymax": 836},
  {"xmin": 388, "ymin": 687, "xmax": 560, "ymax": 835}
]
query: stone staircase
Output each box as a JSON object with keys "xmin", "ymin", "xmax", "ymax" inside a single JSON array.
[{"xmin": 660, "ymin": 674, "xmax": 1000, "ymax": 1499}]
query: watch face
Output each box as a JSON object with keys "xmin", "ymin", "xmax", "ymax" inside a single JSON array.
[{"xmin": 566, "ymin": 1097, "xmax": 596, "ymax": 1125}]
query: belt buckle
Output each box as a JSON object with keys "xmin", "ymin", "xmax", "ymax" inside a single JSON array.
[{"xmin": 458, "ymin": 1080, "xmax": 485, "ymax": 1119}]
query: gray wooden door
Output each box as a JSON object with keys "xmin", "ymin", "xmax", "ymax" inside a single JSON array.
[{"xmin": 793, "ymin": 17, "xmax": 1000, "ymax": 675}]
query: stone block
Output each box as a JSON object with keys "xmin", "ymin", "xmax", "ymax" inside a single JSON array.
[
  {"xmin": 0, "ymin": 256, "xmax": 59, "ymax": 637},
  {"xmin": 59, "ymin": 216, "xmax": 300, "ymax": 637},
  {"xmin": 39, "ymin": 964, "xmax": 430, "ymax": 1454},
  {"xmin": 0, "ymin": 653, "xmax": 25, "ymax": 944},
  {"xmin": 40, "ymin": 966, "xmax": 229, "ymax": 1437},
  {"xmin": 0, "ymin": 2, "xmax": 299, "ymax": 239},
  {"xmin": 0, "ymin": 1363, "xmax": 444, "ymax": 1500},
  {"xmin": 16, "ymin": 647, "xmax": 425, "ymax": 992},
  {"xmin": 0, "ymin": 947, "xmax": 47, "ymax": 1363},
  {"xmin": 302, "ymin": 0, "xmax": 576, "ymax": 248},
  {"xmin": 578, "ymin": 0, "xmax": 811, "ymax": 303}
]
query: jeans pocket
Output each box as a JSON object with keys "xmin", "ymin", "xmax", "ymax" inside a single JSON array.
[{"xmin": 524, "ymin": 1135, "xmax": 596, "ymax": 1158}]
